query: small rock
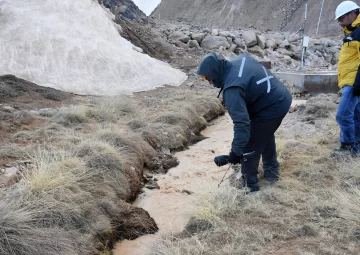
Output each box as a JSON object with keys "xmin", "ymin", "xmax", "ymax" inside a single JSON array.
[
  {"xmin": 39, "ymin": 108, "xmax": 58, "ymax": 117},
  {"xmin": 182, "ymin": 189, "xmax": 194, "ymax": 195},
  {"xmin": 145, "ymin": 182, "xmax": 160, "ymax": 190},
  {"xmin": 145, "ymin": 173, "xmax": 153, "ymax": 179},
  {"xmin": 2, "ymin": 106, "xmax": 16, "ymax": 113},
  {"xmin": 285, "ymin": 139, "xmax": 311, "ymax": 150},
  {"xmin": 211, "ymin": 29, "xmax": 219, "ymax": 36},
  {"xmin": 160, "ymin": 147, "xmax": 171, "ymax": 154}
]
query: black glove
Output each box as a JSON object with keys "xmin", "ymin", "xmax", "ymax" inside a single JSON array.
[
  {"xmin": 228, "ymin": 151, "xmax": 243, "ymax": 164},
  {"xmin": 353, "ymin": 87, "xmax": 360, "ymax": 96},
  {"xmin": 214, "ymin": 155, "xmax": 229, "ymax": 167}
]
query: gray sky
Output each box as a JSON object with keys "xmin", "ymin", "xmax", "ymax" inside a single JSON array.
[{"xmin": 132, "ymin": 0, "xmax": 162, "ymax": 16}]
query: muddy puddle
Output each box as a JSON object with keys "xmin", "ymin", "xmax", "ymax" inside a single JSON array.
[{"xmin": 114, "ymin": 114, "xmax": 234, "ymax": 255}]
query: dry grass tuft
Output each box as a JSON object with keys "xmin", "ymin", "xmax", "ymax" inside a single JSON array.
[
  {"xmin": 75, "ymin": 140, "xmax": 131, "ymax": 200},
  {"xmin": 13, "ymin": 110, "xmax": 34, "ymax": 123},
  {"xmin": 127, "ymin": 119, "xmax": 148, "ymax": 130},
  {"xmin": 0, "ymin": 201, "xmax": 89, "ymax": 255},
  {"xmin": 86, "ymin": 96, "xmax": 135, "ymax": 123},
  {"xmin": 54, "ymin": 106, "xmax": 89, "ymax": 127},
  {"xmin": 0, "ymin": 144, "xmax": 28, "ymax": 158},
  {"xmin": 96, "ymin": 128, "xmax": 156, "ymax": 168},
  {"xmin": 149, "ymin": 236, "xmax": 204, "ymax": 255},
  {"xmin": 305, "ymin": 94, "xmax": 338, "ymax": 118},
  {"xmin": 11, "ymin": 130, "xmax": 33, "ymax": 142}
]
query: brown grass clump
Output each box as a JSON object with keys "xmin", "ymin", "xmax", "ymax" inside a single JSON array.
[
  {"xmin": 53, "ymin": 106, "xmax": 89, "ymax": 127},
  {"xmin": 0, "ymin": 199, "xmax": 91, "ymax": 255},
  {"xmin": 75, "ymin": 140, "xmax": 131, "ymax": 200},
  {"xmin": 305, "ymin": 93, "xmax": 338, "ymax": 118},
  {"xmin": 85, "ymin": 96, "xmax": 135, "ymax": 123},
  {"xmin": 13, "ymin": 110, "xmax": 35, "ymax": 124},
  {"xmin": 96, "ymin": 128, "xmax": 156, "ymax": 168},
  {"xmin": 0, "ymin": 144, "xmax": 28, "ymax": 159},
  {"xmin": 11, "ymin": 130, "xmax": 33, "ymax": 142}
]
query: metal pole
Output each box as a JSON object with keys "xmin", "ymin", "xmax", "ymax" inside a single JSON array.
[
  {"xmin": 316, "ymin": 0, "xmax": 325, "ymax": 34},
  {"xmin": 301, "ymin": 3, "xmax": 307, "ymax": 71}
]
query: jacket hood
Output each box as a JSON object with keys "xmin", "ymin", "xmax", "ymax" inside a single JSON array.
[
  {"xmin": 196, "ymin": 53, "xmax": 229, "ymax": 88},
  {"xmin": 344, "ymin": 14, "xmax": 360, "ymax": 34}
]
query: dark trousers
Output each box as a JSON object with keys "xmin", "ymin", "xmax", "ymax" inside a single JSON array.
[{"xmin": 241, "ymin": 116, "xmax": 285, "ymax": 184}]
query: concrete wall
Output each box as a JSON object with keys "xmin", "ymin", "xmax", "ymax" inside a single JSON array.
[{"xmin": 275, "ymin": 72, "xmax": 338, "ymax": 94}]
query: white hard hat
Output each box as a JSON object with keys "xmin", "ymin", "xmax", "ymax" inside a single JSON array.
[{"xmin": 335, "ymin": 1, "xmax": 360, "ymax": 20}]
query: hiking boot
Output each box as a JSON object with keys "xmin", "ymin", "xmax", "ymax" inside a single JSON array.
[
  {"xmin": 264, "ymin": 167, "xmax": 279, "ymax": 183},
  {"xmin": 237, "ymin": 178, "xmax": 260, "ymax": 193},
  {"xmin": 352, "ymin": 143, "xmax": 360, "ymax": 157},
  {"xmin": 331, "ymin": 143, "xmax": 352, "ymax": 158}
]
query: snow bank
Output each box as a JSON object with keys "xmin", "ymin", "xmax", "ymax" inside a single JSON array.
[{"xmin": 0, "ymin": 0, "xmax": 186, "ymax": 95}]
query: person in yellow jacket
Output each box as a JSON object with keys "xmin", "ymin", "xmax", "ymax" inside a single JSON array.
[{"xmin": 334, "ymin": 1, "xmax": 360, "ymax": 156}]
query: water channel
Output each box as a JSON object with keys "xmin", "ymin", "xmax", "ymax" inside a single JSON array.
[{"xmin": 114, "ymin": 114, "xmax": 233, "ymax": 255}]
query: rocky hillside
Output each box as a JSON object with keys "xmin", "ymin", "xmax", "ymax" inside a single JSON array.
[
  {"xmin": 98, "ymin": 0, "xmax": 147, "ymax": 22},
  {"xmin": 152, "ymin": 0, "xmax": 345, "ymax": 35}
]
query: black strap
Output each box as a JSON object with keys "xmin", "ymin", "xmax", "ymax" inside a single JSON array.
[{"xmin": 217, "ymin": 87, "xmax": 223, "ymax": 98}]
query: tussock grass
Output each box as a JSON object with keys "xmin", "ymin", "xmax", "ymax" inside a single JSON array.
[
  {"xmin": 305, "ymin": 94, "xmax": 338, "ymax": 118},
  {"xmin": 127, "ymin": 119, "xmax": 148, "ymax": 129},
  {"xmin": 11, "ymin": 130, "xmax": 33, "ymax": 141},
  {"xmin": 149, "ymin": 236, "xmax": 204, "ymax": 255},
  {"xmin": 0, "ymin": 200, "xmax": 89, "ymax": 255},
  {"xmin": 142, "ymin": 123, "xmax": 190, "ymax": 151},
  {"xmin": 0, "ymin": 147, "xmax": 102, "ymax": 255},
  {"xmin": 0, "ymin": 81, "xmax": 19, "ymax": 98},
  {"xmin": 86, "ymin": 96, "xmax": 135, "ymax": 123},
  {"xmin": 193, "ymin": 187, "xmax": 247, "ymax": 227},
  {"xmin": 0, "ymin": 144, "xmax": 28, "ymax": 158},
  {"xmin": 13, "ymin": 110, "xmax": 34, "ymax": 123},
  {"xmin": 1, "ymin": 144, "xmax": 130, "ymax": 254},
  {"xmin": 54, "ymin": 106, "xmax": 89, "ymax": 127},
  {"xmin": 96, "ymin": 128, "xmax": 156, "ymax": 168},
  {"xmin": 75, "ymin": 140, "xmax": 131, "ymax": 200}
]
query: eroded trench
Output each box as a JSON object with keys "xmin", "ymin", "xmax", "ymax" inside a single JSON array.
[{"xmin": 114, "ymin": 114, "xmax": 234, "ymax": 254}]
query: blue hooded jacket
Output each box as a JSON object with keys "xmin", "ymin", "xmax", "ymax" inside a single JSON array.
[{"xmin": 197, "ymin": 53, "xmax": 292, "ymax": 155}]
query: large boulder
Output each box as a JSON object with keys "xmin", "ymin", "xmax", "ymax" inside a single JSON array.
[
  {"xmin": 211, "ymin": 29, "xmax": 219, "ymax": 36},
  {"xmin": 188, "ymin": 40, "xmax": 200, "ymax": 48},
  {"xmin": 219, "ymin": 31, "xmax": 230, "ymax": 37},
  {"xmin": 248, "ymin": 45, "xmax": 265, "ymax": 58},
  {"xmin": 242, "ymin": 31, "xmax": 257, "ymax": 47},
  {"xmin": 234, "ymin": 38, "xmax": 245, "ymax": 48},
  {"xmin": 256, "ymin": 34, "xmax": 266, "ymax": 49},
  {"xmin": 266, "ymin": 39, "xmax": 278, "ymax": 49},
  {"xmin": 168, "ymin": 31, "xmax": 190, "ymax": 43},
  {"xmin": 200, "ymin": 36, "xmax": 230, "ymax": 50},
  {"xmin": 191, "ymin": 33, "xmax": 206, "ymax": 44}
]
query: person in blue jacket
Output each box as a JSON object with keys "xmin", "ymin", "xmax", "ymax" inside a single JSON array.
[{"xmin": 197, "ymin": 53, "xmax": 292, "ymax": 192}]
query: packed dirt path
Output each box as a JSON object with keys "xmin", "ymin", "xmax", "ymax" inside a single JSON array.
[{"xmin": 114, "ymin": 114, "xmax": 234, "ymax": 254}]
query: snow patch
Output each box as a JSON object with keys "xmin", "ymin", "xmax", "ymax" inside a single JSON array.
[{"xmin": 0, "ymin": 0, "xmax": 186, "ymax": 96}]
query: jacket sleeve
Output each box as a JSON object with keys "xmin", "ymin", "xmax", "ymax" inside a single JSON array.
[
  {"xmin": 223, "ymin": 86, "xmax": 250, "ymax": 155},
  {"xmin": 353, "ymin": 41, "xmax": 360, "ymax": 89}
]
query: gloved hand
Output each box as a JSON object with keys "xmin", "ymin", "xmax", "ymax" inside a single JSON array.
[
  {"xmin": 353, "ymin": 87, "xmax": 360, "ymax": 96},
  {"xmin": 214, "ymin": 155, "xmax": 229, "ymax": 167},
  {"xmin": 228, "ymin": 151, "xmax": 243, "ymax": 164}
]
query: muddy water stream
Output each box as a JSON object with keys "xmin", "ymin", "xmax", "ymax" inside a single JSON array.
[
  {"xmin": 114, "ymin": 100, "xmax": 303, "ymax": 255},
  {"xmin": 114, "ymin": 114, "xmax": 234, "ymax": 255}
]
